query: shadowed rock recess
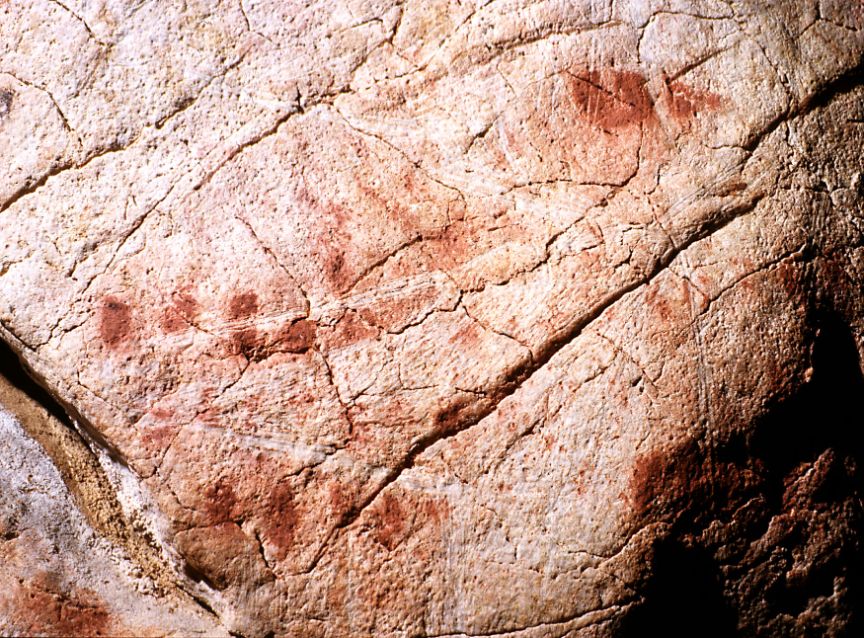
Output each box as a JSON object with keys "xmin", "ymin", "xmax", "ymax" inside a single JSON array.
[{"xmin": 2, "ymin": 1, "xmax": 864, "ymax": 636}]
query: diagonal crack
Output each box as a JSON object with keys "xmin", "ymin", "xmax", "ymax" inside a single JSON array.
[
  {"xmin": 45, "ymin": 0, "xmax": 109, "ymax": 46},
  {"xmin": 0, "ymin": 134, "xmax": 138, "ymax": 216},
  {"xmin": 329, "ymin": 188, "xmax": 769, "ymax": 543},
  {"xmin": 741, "ymin": 49, "xmax": 864, "ymax": 151},
  {"xmin": 0, "ymin": 329, "xmax": 226, "ymax": 628}
]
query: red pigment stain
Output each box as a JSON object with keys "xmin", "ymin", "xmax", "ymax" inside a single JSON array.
[
  {"xmin": 447, "ymin": 319, "xmax": 482, "ymax": 348},
  {"xmin": 203, "ymin": 479, "xmax": 241, "ymax": 524},
  {"xmin": 160, "ymin": 291, "xmax": 198, "ymax": 334},
  {"xmin": 372, "ymin": 492, "xmax": 406, "ymax": 550},
  {"xmin": 226, "ymin": 291, "xmax": 262, "ymax": 359},
  {"xmin": 422, "ymin": 496, "xmax": 450, "ymax": 527},
  {"xmin": 327, "ymin": 310, "xmax": 379, "ymax": 349},
  {"xmin": 196, "ymin": 406, "xmax": 222, "ymax": 429},
  {"xmin": 325, "ymin": 249, "xmax": 350, "ymax": 291},
  {"xmin": 629, "ymin": 447, "xmax": 668, "ymax": 516},
  {"xmin": 643, "ymin": 280, "xmax": 684, "ymax": 324},
  {"xmin": 411, "ymin": 495, "xmax": 452, "ymax": 561},
  {"xmin": 566, "ymin": 69, "xmax": 654, "ymax": 131},
  {"xmin": 262, "ymin": 481, "xmax": 298, "ymax": 559},
  {"xmin": 179, "ymin": 454, "xmax": 314, "ymax": 584},
  {"xmin": 230, "ymin": 327, "xmax": 263, "ymax": 359},
  {"xmin": 295, "ymin": 186, "xmax": 356, "ymax": 293},
  {"xmin": 275, "ymin": 319, "xmax": 316, "ymax": 353},
  {"xmin": 328, "ymin": 482, "xmax": 351, "ymax": 515},
  {"xmin": 140, "ymin": 422, "xmax": 177, "ymax": 454},
  {"xmin": 628, "ymin": 439, "xmax": 763, "ymax": 522},
  {"xmin": 98, "ymin": 296, "xmax": 132, "ymax": 347},
  {"xmin": 150, "ymin": 407, "xmax": 173, "ymax": 420},
  {"xmin": 230, "ymin": 319, "xmax": 317, "ymax": 362},
  {"xmin": 422, "ymin": 220, "xmax": 477, "ymax": 270},
  {"xmin": 226, "ymin": 292, "xmax": 316, "ymax": 361},
  {"xmin": 11, "ymin": 573, "xmax": 113, "ymax": 636},
  {"xmin": 665, "ymin": 77, "xmax": 724, "ymax": 121},
  {"xmin": 574, "ymin": 466, "xmax": 589, "ymax": 496},
  {"xmin": 160, "ymin": 310, "xmax": 185, "ymax": 333},
  {"xmin": 566, "ymin": 67, "xmax": 724, "ymax": 132},
  {"xmin": 228, "ymin": 291, "xmax": 258, "ymax": 319}
]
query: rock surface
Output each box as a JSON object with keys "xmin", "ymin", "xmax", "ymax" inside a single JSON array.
[
  {"xmin": 2, "ymin": 0, "xmax": 864, "ymax": 636},
  {"xmin": 0, "ymin": 364, "xmax": 225, "ymax": 636}
]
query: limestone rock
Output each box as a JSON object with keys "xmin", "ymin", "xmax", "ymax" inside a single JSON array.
[
  {"xmin": 2, "ymin": 0, "xmax": 864, "ymax": 636},
  {"xmin": 0, "ymin": 367, "xmax": 225, "ymax": 636}
]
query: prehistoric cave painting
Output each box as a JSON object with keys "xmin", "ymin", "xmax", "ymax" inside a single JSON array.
[{"xmin": 1, "ymin": 0, "xmax": 864, "ymax": 636}]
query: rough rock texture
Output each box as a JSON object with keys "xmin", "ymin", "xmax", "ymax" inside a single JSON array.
[
  {"xmin": 0, "ymin": 363, "xmax": 226, "ymax": 636},
  {"xmin": 2, "ymin": 0, "xmax": 864, "ymax": 636}
]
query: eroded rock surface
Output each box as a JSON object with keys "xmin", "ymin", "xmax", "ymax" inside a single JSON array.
[
  {"xmin": 0, "ymin": 365, "xmax": 226, "ymax": 636},
  {"xmin": 2, "ymin": 0, "xmax": 864, "ymax": 636}
]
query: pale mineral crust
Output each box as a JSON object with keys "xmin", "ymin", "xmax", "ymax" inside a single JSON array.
[
  {"xmin": 0, "ymin": 360, "xmax": 226, "ymax": 636},
  {"xmin": 2, "ymin": 0, "xmax": 864, "ymax": 636}
]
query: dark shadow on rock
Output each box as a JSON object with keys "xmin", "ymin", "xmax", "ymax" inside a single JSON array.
[
  {"xmin": 617, "ymin": 539, "xmax": 738, "ymax": 638},
  {"xmin": 749, "ymin": 313, "xmax": 864, "ymax": 480},
  {"xmin": 0, "ymin": 336, "xmax": 70, "ymax": 426},
  {"xmin": 619, "ymin": 313, "xmax": 864, "ymax": 636},
  {"xmin": 745, "ymin": 314, "xmax": 864, "ymax": 636}
]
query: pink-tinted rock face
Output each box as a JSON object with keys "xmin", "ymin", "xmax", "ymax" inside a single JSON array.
[{"xmin": 2, "ymin": 1, "xmax": 864, "ymax": 636}]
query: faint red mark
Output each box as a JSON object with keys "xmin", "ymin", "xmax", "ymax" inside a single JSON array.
[
  {"xmin": 566, "ymin": 69, "xmax": 655, "ymax": 131},
  {"xmin": 98, "ymin": 296, "xmax": 132, "ymax": 347},
  {"xmin": 9, "ymin": 573, "xmax": 114, "ymax": 636},
  {"xmin": 274, "ymin": 319, "xmax": 316, "ymax": 353},
  {"xmin": 160, "ymin": 291, "xmax": 198, "ymax": 334},
  {"xmin": 228, "ymin": 291, "xmax": 259, "ymax": 319},
  {"xmin": 261, "ymin": 481, "xmax": 299, "ymax": 559},
  {"xmin": 665, "ymin": 77, "xmax": 724, "ymax": 122},
  {"xmin": 372, "ymin": 492, "xmax": 406, "ymax": 550}
]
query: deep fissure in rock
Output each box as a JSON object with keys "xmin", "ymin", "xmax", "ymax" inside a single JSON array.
[
  {"xmin": 0, "ymin": 335, "xmax": 216, "ymax": 616},
  {"xmin": 0, "ymin": 337, "xmax": 74, "ymax": 428}
]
